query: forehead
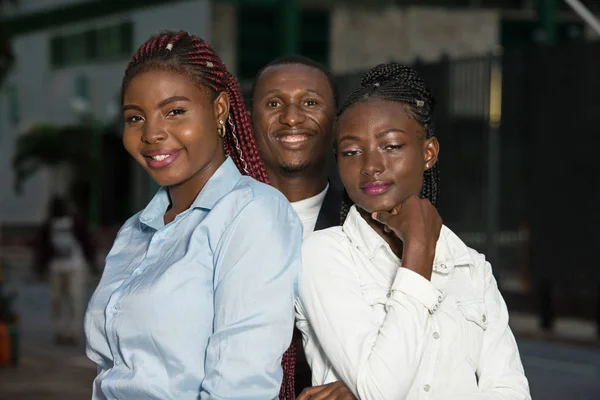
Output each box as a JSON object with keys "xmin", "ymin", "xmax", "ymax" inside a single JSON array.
[
  {"xmin": 254, "ymin": 63, "xmax": 333, "ymax": 97},
  {"xmin": 123, "ymin": 69, "xmax": 210, "ymax": 103},
  {"xmin": 338, "ymin": 98, "xmax": 420, "ymax": 137}
]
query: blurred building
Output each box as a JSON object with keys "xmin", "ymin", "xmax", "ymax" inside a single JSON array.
[{"xmin": 0, "ymin": 0, "xmax": 215, "ymax": 232}]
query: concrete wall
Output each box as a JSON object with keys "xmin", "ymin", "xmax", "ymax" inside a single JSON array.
[
  {"xmin": 210, "ymin": 2, "xmax": 237, "ymax": 77},
  {"xmin": 330, "ymin": 6, "xmax": 500, "ymax": 74}
]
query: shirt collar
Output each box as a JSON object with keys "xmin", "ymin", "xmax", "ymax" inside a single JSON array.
[
  {"xmin": 291, "ymin": 183, "xmax": 329, "ymax": 212},
  {"xmin": 139, "ymin": 157, "xmax": 242, "ymax": 230},
  {"xmin": 342, "ymin": 205, "xmax": 475, "ymax": 274}
]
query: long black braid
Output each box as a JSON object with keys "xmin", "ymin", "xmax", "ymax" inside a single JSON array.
[{"xmin": 337, "ymin": 63, "xmax": 440, "ymax": 223}]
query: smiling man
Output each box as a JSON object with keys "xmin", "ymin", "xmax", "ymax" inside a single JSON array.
[
  {"xmin": 251, "ymin": 56, "xmax": 347, "ymax": 398},
  {"xmin": 251, "ymin": 55, "xmax": 341, "ymax": 237}
]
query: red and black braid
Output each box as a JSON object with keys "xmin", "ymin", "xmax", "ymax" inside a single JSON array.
[{"xmin": 121, "ymin": 31, "xmax": 295, "ymax": 400}]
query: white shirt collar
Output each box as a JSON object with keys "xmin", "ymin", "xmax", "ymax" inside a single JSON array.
[
  {"xmin": 291, "ymin": 184, "xmax": 329, "ymax": 211},
  {"xmin": 342, "ymin": 205, "xmax": 476, "ymax": 274}
]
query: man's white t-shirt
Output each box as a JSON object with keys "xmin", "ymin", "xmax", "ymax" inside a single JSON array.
[{"xmin": 290, "ymin": 184, "xmax": 329, "ymax": 238}]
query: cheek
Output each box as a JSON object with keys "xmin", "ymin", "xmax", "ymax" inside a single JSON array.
[
  {"xmin": 390, "ymin": 158, "xmax": 425, "ymax": 193},
  {"xmin": 337, "ymin": 158, "xmax": 359, "ymax": 188},
  {"xmin": 314, "ymin": 110, "xmax": 331, "ymax": 125},
  {"xmin": 256, "ymin": 111, "xmax": 276, "ymax": 131},
  {"xmin": 180, "ymin": 127, "xmax": 202, "ymax": 142},
  {"xmin": 255, "ymin": 130, "xmax": 270, "ymax": 147},
  {"xmin": 122, "ymin": 132, "xmax": 139, "ymax": 158}
]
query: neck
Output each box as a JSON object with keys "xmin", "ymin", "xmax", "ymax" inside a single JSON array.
[
  {"xmin": 165, "ymin": 156, "xmax": 225, "ymax": 223},
  {"xmin": 358, "ymin": 207, "xmax": 404, "ymax": 258},
  {"xmin": 267, "ymin": 167, "xmax": 328, "ymax": 203},
  {"xmin": 167, "ymin": 183, "xmax": 201, "ymax": 217}
]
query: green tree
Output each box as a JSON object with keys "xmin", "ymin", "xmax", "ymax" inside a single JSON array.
[{"xmin": 12, "ymin": 123, "xmax": 93, "ymax": 196}]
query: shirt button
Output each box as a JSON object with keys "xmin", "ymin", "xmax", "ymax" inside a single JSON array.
[
  {"xmin": 114, "ymin": 359, "xmax": 120, "ymax": 366},
  {"xmin": 433, "ymin": 332, "xmax": 440, "ymax": 339},
  {"xmin": 133, "ymin": 269, "xmax": 142, "ymax": 276},
  {"xmin": 386, "ymin": 292, "xmax": 391, "ymax": 298},
  {"xmin": 424, "ymin": 384, "xmax": 431, "ymax": 392},
  {"xmin": 482, "ymin": 314, "xmax": 487, "ymax": 322}
]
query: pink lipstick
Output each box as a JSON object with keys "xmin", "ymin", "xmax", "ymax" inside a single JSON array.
[{"xmin": 361, "ymin": 181, "xmax": 391, "ymax": 195}]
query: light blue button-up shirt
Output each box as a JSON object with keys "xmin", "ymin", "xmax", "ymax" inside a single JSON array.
[{"xmin": 85, "ymin": 158, "xmax": 302, "ymax": 400}]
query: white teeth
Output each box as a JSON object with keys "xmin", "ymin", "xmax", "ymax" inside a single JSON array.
[
  {"xmin": 151, "ymin": 154, "xmax": 170, "ymax": 161},
  {"xmin": 278, "ymin": 135, "xmax": 309, "ymax": 143}
]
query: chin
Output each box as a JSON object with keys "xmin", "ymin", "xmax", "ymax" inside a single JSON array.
[
  {"xmin": 147, "ymin": 172, "xmax": 183, "ymax": 188},
  {"xmin": 280, "ymin": 160, "xmax": 310, "ymax": 174},
  {"xmin": 350, "ymin": 193, "xmax": 401, "ymax": 214}
]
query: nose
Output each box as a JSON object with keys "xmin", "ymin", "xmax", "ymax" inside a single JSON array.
[
  {"xmin": 279, "ymin": 104, "xmax": 306, "ymax": 127},
  {"xmin": 141, "ymin": 119, "xmax": 167, "ymax": 144},
  {"xmin": 360, "ymin": 150, "xmax": 384, "ymax": 177}
]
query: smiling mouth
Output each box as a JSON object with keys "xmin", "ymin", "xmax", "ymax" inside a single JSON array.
[
  {"xmin": 142, "ymin": 149, "xmax": 184, "ymax": 169},
  {"xmin": 277, "ymin": 134, "xmax": 311, "ymax": 143},
  {"xmin": 149, "ymin": 154, "xmax": 171, "ymax": 161}
]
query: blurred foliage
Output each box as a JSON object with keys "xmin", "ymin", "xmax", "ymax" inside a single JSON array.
[{"xmin": 12, "ymin": 123, "xmax": 94, "ymax": 194}]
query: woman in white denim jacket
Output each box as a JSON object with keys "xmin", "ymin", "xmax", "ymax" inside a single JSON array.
[{"xmin": 296, "ymin": 63, "xmax": 531, "ymax": 400}]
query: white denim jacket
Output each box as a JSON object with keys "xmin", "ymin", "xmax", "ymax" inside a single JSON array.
[{"xmin": 296, "ymin": 205, "xmax": 531, "ymax": 400}]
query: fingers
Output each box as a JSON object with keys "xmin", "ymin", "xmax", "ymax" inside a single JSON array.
[
  {"xmin": 297, "ymin": 384, "xmax": 335, "ymax": 400},
  {"xmin": 297, "ymin": 382, "xmax": 355, "ymax": 400},
  {"xmin": 371, "ymin": 210, "xmax": 390, "ymax": 224},
  {"xmin": 372, "ymin": 203, "xmax": 401, "ymax": 224}
]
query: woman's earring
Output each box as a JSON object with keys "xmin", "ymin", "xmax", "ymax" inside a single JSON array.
[{"xmin": 217, "ymin": 120, "xmax": 226, "ymax": 138}]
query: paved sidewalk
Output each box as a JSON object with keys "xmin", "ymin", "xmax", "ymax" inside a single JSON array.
[{"xmin": 0, "ymin": 331, "xmax": 95, "ymax": 400}]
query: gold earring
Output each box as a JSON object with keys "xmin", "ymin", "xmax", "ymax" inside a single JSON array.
[{"xmin": 217, "ymin": 120, "xmax": 226, "ymax": 138}]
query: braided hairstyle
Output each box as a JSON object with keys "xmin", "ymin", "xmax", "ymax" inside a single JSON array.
[
  {"xmin": 337, "ymin": 63, "xmax": 440, "ymax": 223},
  {"xmin": 122, "ymin": 30, "xmax": 269, "ymax": 183},
  {"xmin": 122, "ymin": 31, "xmax": 296, "ymax": 400}
]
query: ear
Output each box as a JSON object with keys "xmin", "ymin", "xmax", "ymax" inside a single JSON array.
[
  {"xmin": 423, "ymin": 137, "xmax": 440, "ymax": 171},
  {"xmin": 213, "ymin": 91, "xmax": 230, "ymax": 125}
]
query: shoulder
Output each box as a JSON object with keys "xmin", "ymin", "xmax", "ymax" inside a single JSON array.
[
  {"xmin": 104, "ymin": 211, "xmax": 144, "ymax": 257},
  {"xmin": 438, "ymin": 225, "xmax": 487, "ymax": 267},
  {"xmin": 304, "ymin": 226, "xmax": 348, "ymax": 250},
  {"xmin": 219, "ymin": 176, "xmax": 297, "ymax": 220},
  {"xmin": 210, "ymin": 177, "xmax": 301, "ymax": 244},
  {"xmin": 302, "ymin": 227, "xmax": 354, "ymax": 275},
  {"xmin": 438, "ymin": 225, "xmax": 492, "ymax": 288}
]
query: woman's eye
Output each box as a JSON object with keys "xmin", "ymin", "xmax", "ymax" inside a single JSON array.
[
  {"xmin": 126, "ymin": 115, "xmax": 143, "ymax": 124},
  {"xmin": 384, "ymin": 144, "xmax": 404, "ymax": 151},
  {"xmin": 167, "ymin": 108, "xmax": 187, "ymax": 116}
]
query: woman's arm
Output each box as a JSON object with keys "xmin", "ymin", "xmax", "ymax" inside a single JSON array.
[
  {"xmin": 200, "ymin": 196, "xmax": 302, "ymax": 400},
  {"xmin": 299, "ymin": 232, "xmax": 445, "ymax": 400}
]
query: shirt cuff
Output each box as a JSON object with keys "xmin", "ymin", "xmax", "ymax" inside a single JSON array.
[{"xmin": 390, "ymin": 268, "xmax": 445, "ymax": 314}]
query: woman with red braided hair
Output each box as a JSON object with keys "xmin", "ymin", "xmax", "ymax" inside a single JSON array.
[{"xmin": 84, "ymin": 31, "xmax": 302, "ymax": 400}]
